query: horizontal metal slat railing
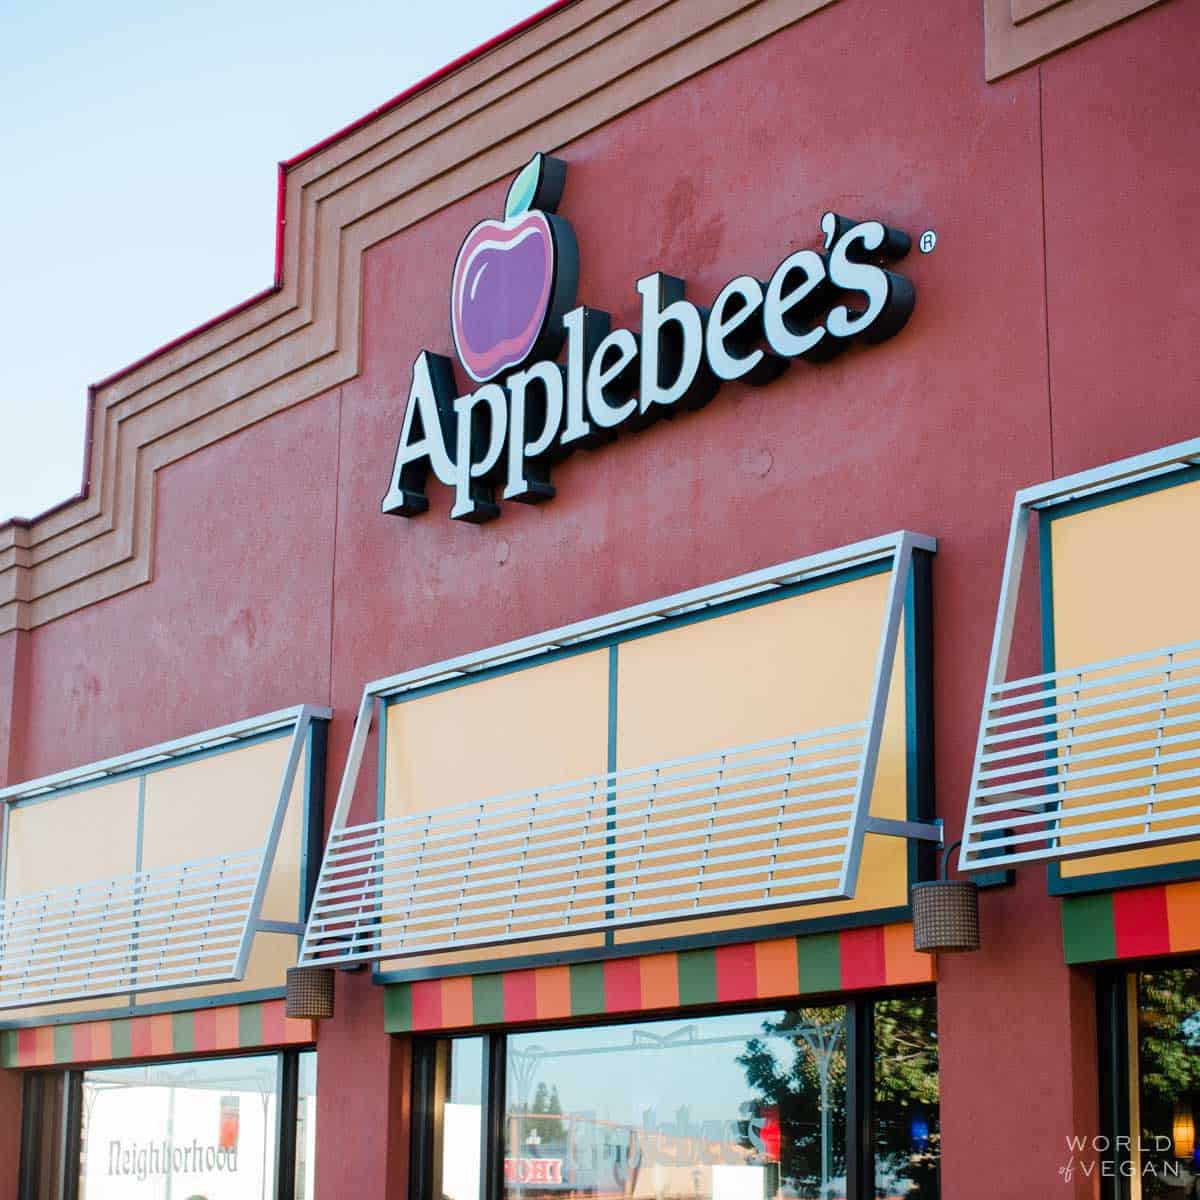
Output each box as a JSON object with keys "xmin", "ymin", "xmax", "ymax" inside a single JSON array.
[
  {"xmin": 961, "ymin": 640, "xmax": 1200, "ymax": 870},
  {"xmin": 0, "ymin": 849, "xmax": 266, "ymax": 1010},
  {"xmin": 299, "ymin": 725, "xmax": 870, "ymax": 966}
]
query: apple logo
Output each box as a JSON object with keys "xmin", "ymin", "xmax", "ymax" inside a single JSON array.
[{"xmin": 450, "ymin": 153, "xmax": 579, "ymax": 383}]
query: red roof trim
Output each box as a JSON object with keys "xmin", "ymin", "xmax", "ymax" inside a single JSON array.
[{"xmin": 2, "ymin": 0, "xmax": 577, "ymax": 533}]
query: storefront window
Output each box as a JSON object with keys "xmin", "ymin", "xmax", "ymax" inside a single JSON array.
[
  {"xmin": 873, "ymin": 996, "xmax": 939, "ymax": 1198},
  {"xmin": 505, "ymin": 1008, "xmax": 847, "ymax": 1200},
  {"xmin": 423, "ymin": 1037, "xmax": 485, "ymax": 1200},
  {"xmin": 1130, "ymin": 965, "xmax": 1200, "ymax": 1198},
  {"xmin": 78, "ymin": 1054, "xmax": 281, "ymax": 1199},
  {"xmin": 17, "ymin": 1049, "xmax": 315, "ymax": 1200},
  {"xmin": 416, "ymin": 994, "xmax": 937, "ymax": 1200}
]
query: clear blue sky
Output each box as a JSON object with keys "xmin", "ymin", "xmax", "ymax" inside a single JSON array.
[{"xmin": 0, "ymin": 0, "xmax": 540, "ymax": 522}]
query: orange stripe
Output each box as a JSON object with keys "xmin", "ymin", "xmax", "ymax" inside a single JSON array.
[
  {"xmin": 283, "ymin": 1016, "xmax": 316, "ymax": 1044},
  {"xmin": 534, "ymin": 966, "xmax": 572, "ymax": 1020},
  {"xmin": 884, "ymin": 923, "xmax": 936, "ymax": 986},
  {"xmin": 71, "ymin": 1023, "xmax": 92, "ymax": 1064},
  {"xmin": 442, "ymin": 976, "xmax": 475, "ymax": 1028},
  {"xmin": 150, "ymin": 1014, "xmax": 174, "ymax": 1056},
  {"xmin": 639, "ymin": 953, "xmax": 679, "ymax": 1010},
  {"xmin": 34, "ymin": 1026, "xmax": 55, "ymax": 1067},
  {"xmin": 754, "ymin": 938, "xmax": 799, "ymax": 999},
  {"xmin": 91, "ymin": 1020, "xmax": 113, "ymax": 1062},
  {"xmin": 214, "ymin": 1006, "xmax": 241, "ymax": 1051},
  {"xmin": 1167, "ymin": 881, "xmax": 1200, "ymax": 953}
]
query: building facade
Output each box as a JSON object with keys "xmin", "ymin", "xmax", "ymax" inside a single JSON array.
[{"xmin": 2, "ymin": 1, "xmax": 1199, "ymax": 1197}]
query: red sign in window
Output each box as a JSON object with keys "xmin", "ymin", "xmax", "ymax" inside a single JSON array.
[
  {"xmin": 218, "ymin": 1095, "xmax": 240, "ymax": 1151},
  {"xmin": 504, "ymin": 1157, "xmax": 564, "ymax": 1185}
]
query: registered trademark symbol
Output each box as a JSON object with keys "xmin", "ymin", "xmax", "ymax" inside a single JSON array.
[{"xmin": 919, "ymin": 230, "xmax": 937, "ymax": 254}]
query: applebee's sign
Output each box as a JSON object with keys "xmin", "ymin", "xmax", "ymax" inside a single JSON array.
[{"xmin": 383, "ymin": 154, "xmax": 916, "ymax": 523}]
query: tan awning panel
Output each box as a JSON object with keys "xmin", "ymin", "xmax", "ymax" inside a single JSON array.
[
  {"xmin": 0, "ymin": 705, "xmax": 329, "ymax": 1011},
  {"xmin": 960, "ymin": 438, "xmax": 1200, "ymax": 874},
  {"xmin": 300, "ymin": 532, "xmax": 938, "ymax": 971}
]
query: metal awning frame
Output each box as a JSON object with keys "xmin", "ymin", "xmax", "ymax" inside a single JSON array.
[
  {"xmin": 959, "ymin": 435, "xmax": 1200, "ymax": 873},
  {"xmin": 0, "ymin": 704, "xmax": 331, "ymax": 1010},
  {"xmin": 302, "ymin": 530, "xmax": 939, "ymax": 969},
  {"xmin": 0, "ymin": 705, "xmax": 325, "ymax": 805}
]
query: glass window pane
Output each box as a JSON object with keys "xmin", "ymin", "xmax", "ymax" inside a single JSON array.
[
  {"xmin": 430, "ymin": 1037, "xmax": 485, "ymax": 1200},
  {"xmin": 78, "ymin": 1055, "xmax": 280, "ymax": 1200},
  {"xmin": 1134, "ymin": 964, "xmax": 1200, "ymax": 1196},
  {"xmin": 873, "ymin": 995, "xmax": 940, "ymax": 1197},
  {"xmin": 296, "ymin": 1051, "xmax": 318, "ymax": 1200},
  {"xmin": 504, "ymin": 1007, "xmax": 847, "ymax": 1200}
]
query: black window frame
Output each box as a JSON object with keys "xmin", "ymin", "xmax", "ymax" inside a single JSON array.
[
  {"xmin": 410, "ymin": 987, "xmax": 939, "ymax": 1200},
  {"xmin": 16, "ymin": 1045, "xmax": 315, "ymax": 1200},
  {"xmin": 1097, "ymin": 966, "xmax": 1132, "ymax": 1200}
]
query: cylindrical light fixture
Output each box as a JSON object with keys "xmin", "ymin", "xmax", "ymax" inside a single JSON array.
[
  {"xmin": 912, "ymin": 840, "xmax": 980, "ymax": 954},
  {"xmin": 286, "ymin": 966, "xmax": 336, "ymax": 1020},
  {"xmin": 1173, "ymin": 1106, "xmax": 1195, "ymax": 1159}
]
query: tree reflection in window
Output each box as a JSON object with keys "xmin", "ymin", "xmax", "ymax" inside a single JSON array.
[
  {"xmin": 1136, "ymin": 965, "xmax": 1200, "ymax": 1198},
  {"xmin": 737, "ymin": 1007, "xmax": 847, "ymax": 1199},
  {"xmin": 506, "ymin": 1013, "xmax": 851, "ymax": 1200},
  {"xmin": 501, "ymin": 995, "xmax": 938, "ymax": 1200},
  {"xmin": 873, "ymin": 997, "xmax": 939, "ymax": 1197}
]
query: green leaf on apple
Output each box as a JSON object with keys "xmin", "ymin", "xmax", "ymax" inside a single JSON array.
[{"xmin": 505, "ymin": 155, "xmax": 543, "ymax": 221}]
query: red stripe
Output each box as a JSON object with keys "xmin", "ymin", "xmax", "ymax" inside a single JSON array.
[
  {"xmin": 715, "ymin": 943, "xmax": 758, "ymax": 1003},
  {"xmin": 839, "ymin": 927, "xmax": 887, "ymax": 990},
  {"xmin": 603, "ymin": 957, "xmax": 642, "ymax": 1013},
  {"xmin": 71, "ymin": 1023, "xmax": 92, "ymax": 1065},
  {"xmin": 128, "ymin": 1017, "xmax": 154, "ymax": 1058},
  {"xmin": 411, "ymin": 980, "xmax": 444, "ymax": 1031},
  {"xmin": 17, "ymin": 1028, "xmax": 36, "ymax": 1067},
  {"xmin": 193, "ymin": 1009, "xmax": 217, "ymax": 1054},
  {"xmin": 261, "ymin": 1000, "xmax": 287, "ymax": 1046},
  {"xmin": 1114, "ymin": 886, "xmax": 1171, "ymax": 958},
  {"xmin": 503, "ymin": 970, "xmax": 538, "ymax": 1023}
]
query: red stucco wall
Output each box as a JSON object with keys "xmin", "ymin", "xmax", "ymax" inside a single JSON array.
[{"xmin": 2, "ymin": 0, "xmax": 1198, "ymax": 1197}]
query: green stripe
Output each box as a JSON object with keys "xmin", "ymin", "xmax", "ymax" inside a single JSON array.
[
  {"xmin": 1062, "ymin": 893, "xmax": 1116, "ymax": 963},
  {"xmin": 0, "ymin": 1032, "xmax": 15, "ymax": 1069},
  {"xmin": 383, "ymin": 985, "xmax": 413, "ymax": 1034},
  {"xmin": 677, "ymin": 949, "xmax": 717, "ymax": 1006},
  {"xmin": 569, "ymin": 962, "xmax": 605, "ymax": 1016},
  {"xmin": 110, "ymin": 1019, "xmax": 133, "ymax": 1061},
  {"xmin": 53, "ymin": 1025, "xmax": 72, "ymax": 1065},
  {"xmin": 238, "ymin": 1003, "xmax": 263, "ymax": 1047},
  {"xmin": 172, "ymin": 1012, "xmax": 195, "ymax": 1054},
  {"xmin": 796, "ymin": 933, "xmax": 841, "ymax": 993},
  {"xmin": 472, "ymin": 974, "xmax": 504, "ymax": 1026}
]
